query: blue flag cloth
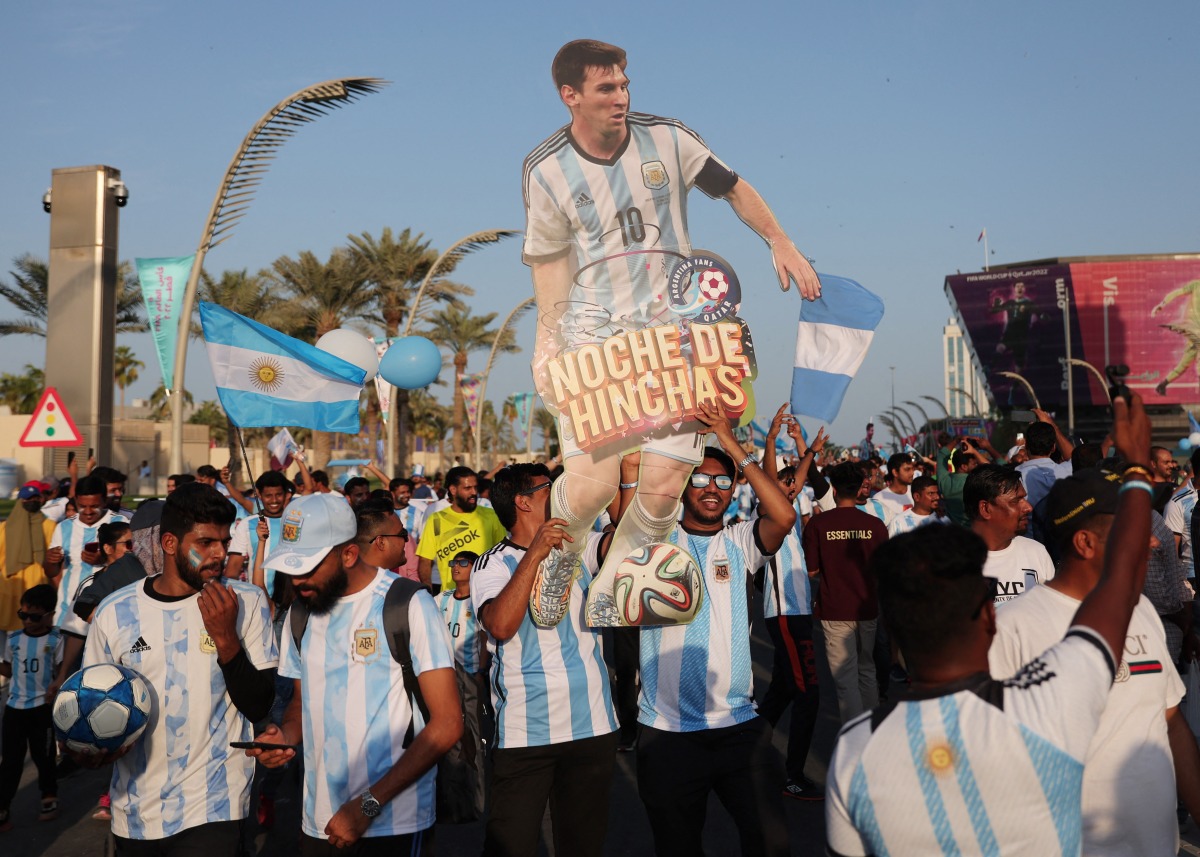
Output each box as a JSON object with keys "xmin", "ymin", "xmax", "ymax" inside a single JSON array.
[
  {"xmin": 790, "ymin": 274, "xmax": 885, "ymax": 423},
  {"xmin": 136, "ymin": 256, "xmax": 194, "ymax": 389},
  {"xmin": 200, "ymin": 302, "xmax": 366, "ymax": 432}
]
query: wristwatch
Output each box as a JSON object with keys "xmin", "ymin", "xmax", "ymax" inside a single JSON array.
[{"xmin": 359, "ymin": 790, "xmax": 382, "ymax": 818}]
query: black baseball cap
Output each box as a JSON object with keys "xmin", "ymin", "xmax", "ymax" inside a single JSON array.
[{"xmin": 1045, "ymin": 468, "xmax": 1121, "ymax": 538}]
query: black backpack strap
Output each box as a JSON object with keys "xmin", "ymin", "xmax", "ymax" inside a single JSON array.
[
  {"xmin": 289, "ymin": 599, "xmax": 310, "ymax": 654},
  {"xmin": 383, "ymin": 577, "xmax": 431, "ymax": 747}
]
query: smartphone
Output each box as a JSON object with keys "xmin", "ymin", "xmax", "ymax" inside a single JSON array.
[
  {"xmin": 84, "ymin": 541, "xmax": 100, "ymax": 553},
  {"xmin": 1011, "ymin": 409, "xmax": 1035, "ymax": 423},
  {"xmin": 1016, "ymin": 433, "xmax": 1024, "ymax": 442},
  {"xmin": 88, "ymin": 447, "xmax": 94, "ymax": 459},
  {"xmin": 1105, "ymin": 364, "xmax": 1131, "ymax": 404},
  {"xmin": 67, "ymin": 451, "xmax": 75, "ymax": 466},
  {"xmin": 229, "ymin": 741, "xmax": 299, "ymax": 752}
]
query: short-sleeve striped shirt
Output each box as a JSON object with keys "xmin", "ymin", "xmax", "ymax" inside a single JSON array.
[
  {"xmin": 436, "ymin": 589, "xmax": 483, "ymax": 674},
  {"xmin": 471, "ymin": 539, "xmax": 617, "ymax": 749},
  {"xmin": 83, "ymin": 578, "xmax": 278, "ymax": 840},
  {"xmin": 762, "ymin": 526, "xmax": 811, "ymax": 619},
  {"xmin": 49, "ymin": 510, "xmax": 126, "ymax": 631},
  {"xmin": 826, "ymin": 627, "xmax": 1115, "ymax": 857},
  {"xmin": 3, "ymin": 628, "xmax": 62, "ymax": 709},
  {"xmin": 280, "ymin": 570, "xmax": 455, "ymax": 838}
]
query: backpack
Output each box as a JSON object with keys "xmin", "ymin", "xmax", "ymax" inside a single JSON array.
[{"xmin": 288, "ymin": 576, "xmax": 480, "ymax": 823}]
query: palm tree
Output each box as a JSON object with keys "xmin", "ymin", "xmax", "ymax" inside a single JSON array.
[
  {"xmin": 188, "ymin": 400, "xmax": 229, "ymax": 445},
  {"xmin": 0, "ymin": 254, "xmax": 147, "ymax": 337},
  {"xmin": 423, "ymin": 305, "xmax": 520, "ymax": 459},
  {"xmin": 196, "ymin": 268, "xmax": 295, "ymax": 479},
  {"xmin": 148, "ymin": 383, "xmax": 193, "ymax": 421},
  {"xmin": 0, "ymin": 366, "xmax": 45, "ymax": 413},
  {"xmin": 113, "ymin": 346, "xmax": 144, "ymax": 418},
  {"xmin": 266, "ymin": 248, "xmax": 372, "ymax": 467},
  {"xmin": 346, "ymin": 227, "xmax": 476, "ymax": 475},
  {"xmin": 409, "ymin": 390, "xmax": 452, "ymax": 458},
  {"xmin": 532, "ymin": 407, "xmax": 558, "ymax": 460}
]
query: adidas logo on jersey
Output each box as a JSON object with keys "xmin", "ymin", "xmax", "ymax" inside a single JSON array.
[
  {"xmin": 129, "ymin": 636, "xmax": 152, "ymax": 654},
  {"xmin": 574, "ymin": 193, "xmax": 593, "ymax": 209}
]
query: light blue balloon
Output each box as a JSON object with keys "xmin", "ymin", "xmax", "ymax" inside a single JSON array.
[
  {"xmin": 1180, "ymin": 437, "xmax": 1193, "ymax": 451},
  {"xmin": 379, "ymin": 336, "xmax": 442, "ymax": 389}
]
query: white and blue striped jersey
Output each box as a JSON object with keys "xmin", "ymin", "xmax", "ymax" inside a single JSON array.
[
  {"xmin": 523, "ymin": 113, "xmax": 730, "ymax": 347},
  {"xmin": 826, "ymin": 627, "xmax": 1116, "ymax": 857},
  {"xmin": 887, "ymin": 511, "xmax": 948, "ymax": 538},
  {"xmin": 472, "ymin": 539, "xmax": 617, "ymax": 749},
  {"xmin": 2, "ymin": 628, "xmax": 62, "ymax": 709},
  {"xmin": 762, "ymin": 526, "xmax": 811, "ymax": 619},
  {"xmin": 1164, "ymin": 483, "xmax": 1197, "ymax": 570},
  {"xmin": 437, "ymin": 590, "xmax": 483, "ymax": 674},
  {"xmin": 83, "ymin": 577, "xmax": 277, "ymax": 840},
  {"xmin": 49, "ymin": 510, "xmax": 126, "ymax": 631},
  {"xmin": 280, "ymin": 570, "xmax": 455, "ymax": 838},
  {"xmin": 858, "ymin": 497, "xmax": 894, "ymax": 529},
  {"xmin": 229, "ymin": 515, "xmax": 285, "ymax": 595},
  {"xmin": 627, "ymin": 521, "xmax": 770, "ymax": 732},
  {"xmin": 397, "ymin": 503, "xmax": 426, "ymax": 544}
]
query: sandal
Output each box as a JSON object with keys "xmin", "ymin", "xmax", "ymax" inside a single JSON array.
[{"xmin": 38, "ymin": 799, "xmax": 58, "ymax": 822}]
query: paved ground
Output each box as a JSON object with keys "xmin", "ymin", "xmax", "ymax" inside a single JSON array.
[{"xmin": 4, "ymin": 596, "xmax": 1199, "ymax": 855}]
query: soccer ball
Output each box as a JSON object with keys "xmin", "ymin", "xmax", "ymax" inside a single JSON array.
[
  {"xmin": 52, "ymin": 664, "xmax": 152, "ymax": 754},
  {"xmin": 612, "ymin": 542, "xmax": 704, "ymax": 626},
  {"xmin": 696, "ymin": 268, "xmax": 730, "ymax": 303}
]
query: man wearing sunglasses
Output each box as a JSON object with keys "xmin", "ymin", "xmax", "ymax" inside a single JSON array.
[{"xmin": 596, "ymin": 400, "xmax": 796, "ymax": 857}]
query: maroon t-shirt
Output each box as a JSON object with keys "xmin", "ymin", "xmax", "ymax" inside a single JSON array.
[{"xmin": 801, "ymin": 506, "xmax": 888, "ymax": 621}]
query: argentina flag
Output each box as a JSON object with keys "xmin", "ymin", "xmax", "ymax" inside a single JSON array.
[
  {"xmin": 200, "ymin": 302, "xmax": 366, "ymax": 433},
  {"xmin": 790, "ymin": 275, "xmax": 885, "ymax": 423}
]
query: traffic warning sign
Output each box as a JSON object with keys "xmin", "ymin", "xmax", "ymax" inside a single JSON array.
[{"xmin": 19, "ymin": 388, "xmax": 83, "ymax": 447}]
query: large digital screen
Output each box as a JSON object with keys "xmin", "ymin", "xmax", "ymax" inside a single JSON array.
[{"xmin": 946, "ymin": 257, "xmax": 1200, "ymax": 407}]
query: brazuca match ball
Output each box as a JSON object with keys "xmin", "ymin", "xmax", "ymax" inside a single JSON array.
[
  {"xmin": 52, "ymin": 664, "xmax": 152, "ymax": 754},
  {"xmin": 612, "ymin": 542, "xmax": 704, "ymax": 626},
  {"xmin": 696, "ymin": 268, "xmax": 730, "ymax": 303}
]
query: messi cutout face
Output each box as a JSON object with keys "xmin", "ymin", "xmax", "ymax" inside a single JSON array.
[{"xmin": 563, "ymin": 64, "xmax": 629, "ymax": 143}]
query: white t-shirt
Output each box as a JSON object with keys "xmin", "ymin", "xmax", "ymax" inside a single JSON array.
[
  {"xmin": 887, "ymin": 511, "xmax": 947, "ymax": 538},
  {"xmin": 49, "ymin": 510, "xmax": 127, "ymax": 632},
  {"xmin": 990, "ymin": 586, "xmax": 1184, "ymax": 857},
  {"xmin": 84, "ymin": 578, "xmax": 278, "ymax": 840},
  {"xmin": 982, "ymin": 535, "xmax": 1055, "ymax": 602},
  {"xmin": 875, "ymin": 487, "xmax": 913, "ymax": 517},
  {"xmin": 280, "ymin": 570, "xmax": 454, "ymax": 839},
  {"xmin": 472, "ymin": 539, "xmax": 617, "ymax": 749},
  {"xmin": 827, "ymin": 628, "xmax": 1116, "ymax": 857}
]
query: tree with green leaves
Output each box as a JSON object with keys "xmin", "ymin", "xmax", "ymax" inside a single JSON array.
[
  {"xmin": 532, "ymin": 407, "xmax": 558, "ymax": 461},
  {"xmin": 148, "ymin": 383, "xmax": 193, "ymax": 421},
  {"xmin": 114, "ymin": 345, "xmax": 144, "ymax": 418},
  {"xmin": 188, "ymin": 400, "xmax": 229, "ymax": 445},
  {"xmin": 0, "ymin": 254, "xmax": 147, "ymax": 337},
  {"xmin": 423, "ymin": 304, "xmax": 520, "ymax": 459},
  {"xmin": 0, "ymin": 366, "xmax": 45, "ymax": 414}
]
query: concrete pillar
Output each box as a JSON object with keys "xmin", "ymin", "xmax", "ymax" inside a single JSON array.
[{"xmin": 44, "ymin": 165, "xmax": 124, "ymax": 472}]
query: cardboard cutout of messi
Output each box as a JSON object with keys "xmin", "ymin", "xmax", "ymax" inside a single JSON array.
[{"xmin": 522, "ymin": 39, "xmax": 820, "ymax": 629}]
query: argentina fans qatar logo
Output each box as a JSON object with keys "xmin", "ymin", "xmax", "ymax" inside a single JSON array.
[{"xmin": 667, "ymin": 252, "xmax": 742, "ymax": 324}]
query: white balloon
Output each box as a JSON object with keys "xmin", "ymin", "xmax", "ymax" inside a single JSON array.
[
  {"xmin": 1189, "ymin": 432, "xmax": 1200, "ymax": 447},
  {"xmin": 315, "ymin": 328, "xmax": 379, "ymax": 382}
]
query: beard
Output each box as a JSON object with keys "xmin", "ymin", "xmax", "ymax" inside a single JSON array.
[
  {"xmin": 455, "ymin": 494, "xmax": 478, "ymax": 513},
  {"xmin": 296, "ymin": 567, "xmax": 349, "ymax": 615},
  {"xmin": 174, "ymin": 551, "xmax": 222, "ymax": 592}
]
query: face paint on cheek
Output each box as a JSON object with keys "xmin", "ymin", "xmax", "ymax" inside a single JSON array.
[{"xmin": 187, "ymin": 548, "xmax": 204, "ymax": 571}]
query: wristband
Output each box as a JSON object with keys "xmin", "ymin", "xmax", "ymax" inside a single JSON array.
[
  {"xmin": 1121, "ymin": 465, "xmax": 1152, "ymax": 482},
  {"xmin": 619, "ymin": 481, "xmax": 638, "ymax": 490},
  {"xmin": 1118, "ymin": 480, "xmax": 1153, "ymax": 496},
  {"xmin": 738, "ymin": 454, "xmax": 757, "ymax": 472}
]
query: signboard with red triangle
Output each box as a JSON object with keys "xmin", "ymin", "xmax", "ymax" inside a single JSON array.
[{"xmin": 19, "ymin": 388, "xmax": 83, "ymax": 447}]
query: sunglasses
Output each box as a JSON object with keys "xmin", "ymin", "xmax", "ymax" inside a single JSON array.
[
  {"xmin": 17, "ymin": 611, "xmax": 48, "ymax": 622},
  {"xmin": 114, "ymin": 540, "xmax": 134, "ymax": 550},
  {"xmin": 373, "ymin": 531, "xmax": 407, "ymax": 544},
  {"xmin": 449, "ymin": 558, "xmax": 474, "ymax": 568},
  {"xmin": 518, "ymin": 481, "xmax": 552, "ymax": 496},
  {"xmin": 689, "ymin": 473, "xmax": 733, "ymax": 490}
]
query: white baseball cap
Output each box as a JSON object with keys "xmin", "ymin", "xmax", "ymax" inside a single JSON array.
[{"xmin": 265, "ymin": 493, "xmax": 357, "ymax": 576}]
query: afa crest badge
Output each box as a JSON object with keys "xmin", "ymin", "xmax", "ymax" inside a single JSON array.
[
  {"xmin": 354, "ymin": 627, "xmax": 379, "ymax": 661},
  {"xmin": 642, "ymin": 160, "xmax": 668, "ymax": 190}
]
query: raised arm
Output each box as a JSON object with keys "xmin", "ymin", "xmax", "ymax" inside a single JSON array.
[
  {"xmin": 221, "ymin": 466, "xmax": 255, "ymax": 514},
  {"xmin": 762, "ymin": 403, "xmax": 788, "ymax": 481},
  {"xmin": 1032, "ymin": 408, "xmax": 1074, "ymax": 461},
  {"xmin": 478, "ymin": 519, "xmax": 573, "ymax": 642},
  {"xmin": 723, "ymin": 178, "xmax": 821, "ymax": 301},
  {"xmin": 1070, "ymin": 394, "xmax": 1153, "ymax": 659}
]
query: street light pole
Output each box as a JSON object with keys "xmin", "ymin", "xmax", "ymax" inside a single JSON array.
[
  {"xmin": 473, "ymin": 297, "xmax": 535, "ymax": 469},
  {"xmin": 385, "ymin": 229, "xmax": 520, "ymax": 476},
  {"xmin": 167, "ymin": 78, "xmax": 388, "ymax": 476}
]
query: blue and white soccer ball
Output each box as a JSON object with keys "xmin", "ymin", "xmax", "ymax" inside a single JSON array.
[{"xmin": 52, "ymin": 664, "xmax": 152, "ymax": 754}]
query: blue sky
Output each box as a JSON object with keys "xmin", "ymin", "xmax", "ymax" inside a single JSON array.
[{"xmin": 2, "ymin": 1, "xmax": 1197, "ymax": 449}]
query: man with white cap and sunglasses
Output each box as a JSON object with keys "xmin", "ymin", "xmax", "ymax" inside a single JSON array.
[{"xmin": 249, "ymin": 493, "xmax": 462, "ymax": 855}]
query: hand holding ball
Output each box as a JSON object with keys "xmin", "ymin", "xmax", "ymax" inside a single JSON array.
[
  {"xmin": 379, "ymin": 336, "xmax": 442, "ymax": 389},
  {"xmin": 315, "ymin": 328, "xmax": 379, "ymax": 383},
  {"xmin": 53, "ymin": 664, "xmax": 152, "ymax": 755}
]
